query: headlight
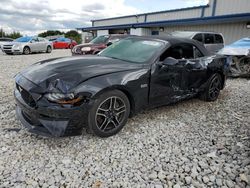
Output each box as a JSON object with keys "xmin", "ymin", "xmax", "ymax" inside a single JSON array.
[
  {"xmin": 45, "ymin": 93, "xmax": 82, "ymax": 104},
  {"xmin": 81, "ymin": 47, "xmax": 91, "ymax": 52},
  {"xmin": 13, "ymin": 44, "xmax": 20, "ymax": 49}
]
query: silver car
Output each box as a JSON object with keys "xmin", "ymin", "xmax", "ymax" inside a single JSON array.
[
  {"xmin": 170, "ymin": 31, "xmax": 225, "ymax": 54},
  {"xmin": 2, "ymin": 36, "xmax": 53, "ymax": 55},
  {"xmin": 0, "ymin": 37, "xmax": 13, "ymax": 50}
]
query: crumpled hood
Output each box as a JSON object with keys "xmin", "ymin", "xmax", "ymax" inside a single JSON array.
[
  {"xmin": 19, "ymin": 56, "xmax": 141, "ymax": 93},
  {"xmin": 75, "ymin": 43, "xmax": 105, "ymax": 49}
]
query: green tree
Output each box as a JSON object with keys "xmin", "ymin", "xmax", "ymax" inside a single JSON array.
[
  {"xmin": 8, "ymin": 31, "xmax": 22, "ymax": 39},
  {"xmin": 0, "ymin": 28, "xmax": 22, "ymax": 39},
  {"xmin": 65, "ymin": 30, "xmax": 82, "ymax": 44},
  {"xmin": 0, "ymin": 28, "xmax": 6, "ymax": 37},
  {"xmin": 38, "ymin": 30, "xmax": 64, "ymax": 38}
]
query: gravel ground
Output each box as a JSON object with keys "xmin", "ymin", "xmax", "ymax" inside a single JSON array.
[{"xmin": 0, "ymin": 50, "xmax": 249, "ymax": 188}]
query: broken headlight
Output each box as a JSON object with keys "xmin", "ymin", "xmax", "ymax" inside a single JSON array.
[
  {"xmin": 45, "ymin": 93, "xmax": 82, "ymax": 104},
  {"xmin": 81, "ymin": 47, "xmax": 91, "ymax": 52}
]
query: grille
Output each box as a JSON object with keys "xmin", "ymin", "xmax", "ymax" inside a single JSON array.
[
  {"xmin": 16, "ymin": 84, "xmax": 36, "ymax": 107},
  {"xmin": 3, "ymin": 45, "xmax": 13, "ymax": 49}
]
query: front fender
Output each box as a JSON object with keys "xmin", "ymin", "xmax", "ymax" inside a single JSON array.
[{"xmin": 74, "ymin": 69, "xmax": 150, "ymax": 114}]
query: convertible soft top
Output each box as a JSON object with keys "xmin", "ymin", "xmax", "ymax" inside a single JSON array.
[{"xmin": 126, "ymin": 35, "xmax": 211, "ymax": 56}]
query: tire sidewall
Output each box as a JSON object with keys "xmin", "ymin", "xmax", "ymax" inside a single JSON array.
[
  {"xmin": 23, "ymin": 47, "xmax": 30, "ymax": 55},
  {"xmin": 206, "ymin": 73, "xmax": 222, "ymax": 101},
  {"xmin": 47, "ymin": 46, "xmax": 52, "ymax": 53},
  {"xmin": 88, "ymin": 90, "xmax": 130, "ymax": 137}
]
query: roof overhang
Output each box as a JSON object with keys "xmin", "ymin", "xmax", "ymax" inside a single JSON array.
[{"xmin": 77, "ymin": 13, "xmax": 250, "ymax": 31}]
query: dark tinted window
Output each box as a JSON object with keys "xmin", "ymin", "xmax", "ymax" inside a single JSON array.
[
  {"xmin": 204, "ymin": 34, "xmax": 215, "ymax": 44},
  {"xmin": 215, "ymin": 34, "xmax": 224, "ymax": 43},
  {"xmin": 160, "ymin": 44, "xmax": 204, "ymax": 61},
  {"xmin": 193, "ymin": 34, "xmax": 203, "ymax": 43}
]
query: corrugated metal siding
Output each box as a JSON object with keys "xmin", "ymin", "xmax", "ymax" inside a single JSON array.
[
  {"xmin": 159, "ymin": 22, "xmax": 250, "ymax": 44},
  {"xmin": 93, "ymin": 15, "xmax": 145, "ymax": 27},
  {"xmin": 147, "ymin": 9, "xmax": 202, "ymax": 22},
  {"xmin": 215, "ymin": 0, "xmax": 250, "ymax": 16},
  {"xmin": 92, "ymin": 0, "xmax": 250, "ymax": 27}
]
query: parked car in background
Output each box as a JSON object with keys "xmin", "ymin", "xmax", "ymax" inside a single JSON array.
[
  {"xmin": 72, "ymin": 34, "xmax": 132, "ymax": 55},
  {"xmin": 0, "ymin": 37, "xmax": 13, "ymax": 49},
  {"xmin": 2, "ymin": 36, "xmax": 53, "ymax": 55},
  {"xmin": 218, "ymin": 38, "xmax": 250, "ymax": 77},
  {"xmin": 15, "ymin": 36, "xmax": 229, "ymax": 137},
  {"xmin": 51, "ymin": 37, "xmax": 77, "ymax": 49},
  {"xmin": 171, "ymin": 31, "xmax": 225, "ymax": 54}
]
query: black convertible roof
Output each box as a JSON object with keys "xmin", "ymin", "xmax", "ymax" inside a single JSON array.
[{"xmin": 127, "ymin": 35, "xmax": 211, "ymax": 56}]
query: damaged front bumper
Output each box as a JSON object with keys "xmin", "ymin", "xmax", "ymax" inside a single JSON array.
[{"xmin": 15, "ymin": 89, "xmax": 89, "ymax": 137}]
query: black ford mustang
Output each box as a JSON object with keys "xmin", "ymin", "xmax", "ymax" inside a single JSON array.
[{"xmin": 15, "ymin": 36, "xmax": 229, "ymax": 137}]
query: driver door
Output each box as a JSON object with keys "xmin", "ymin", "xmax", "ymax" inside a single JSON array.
[
  {"xmin": 29, "ymin": 37, "xmax": 39, "ymax": 52},
  {"xmin": 149, "ymin": 43, "xmax": 203, "ymax": 106}
]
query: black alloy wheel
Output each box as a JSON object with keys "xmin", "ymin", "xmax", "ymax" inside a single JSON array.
[
  {"xmin": 88, "ymin": 90, "xmax": 130, "ymax": 137},
  {"xmin": 200, "ymin": 73, "xmax": 222, "ymax": 102}
]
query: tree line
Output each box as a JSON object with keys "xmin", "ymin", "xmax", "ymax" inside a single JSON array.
[
  {"xmin": 0, "ymin": 29, "xmax": 82, "ymax": 44},
  {"xmin": 38, "ymin": 30, "xmax": 82, "ymax": 44},
  {"xmin": 0, "ymin": 29, "xmax": 22, "ymax": 39}
]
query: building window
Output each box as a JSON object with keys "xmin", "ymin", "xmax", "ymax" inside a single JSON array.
[{"xmin": 152, "ymin": 31, "xmax": 159, "ymax": 35}]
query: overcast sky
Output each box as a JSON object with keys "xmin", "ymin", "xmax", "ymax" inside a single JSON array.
[{"xmin": 0, "ymin": 0, "xmax": 208, "ymax": 35}]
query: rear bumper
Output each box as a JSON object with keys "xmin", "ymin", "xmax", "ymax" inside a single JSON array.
[{"xmin": 15, "ymin": 89, "xmax": 89, "ymax": 137}]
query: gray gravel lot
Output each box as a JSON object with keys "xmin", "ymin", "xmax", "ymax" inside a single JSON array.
[{"xmin": 0, "ymin": 50, "xmax": 249, "ymax": 188}]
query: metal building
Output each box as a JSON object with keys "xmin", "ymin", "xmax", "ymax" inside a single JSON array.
[{"xmin": 78, "ymin": 0, "xmax": 250, "ymax": 44}]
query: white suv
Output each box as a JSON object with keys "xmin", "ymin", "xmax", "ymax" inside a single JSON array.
[{"xmin": 171, "ymin": 31, "xmax": 225, "ymax": 54}]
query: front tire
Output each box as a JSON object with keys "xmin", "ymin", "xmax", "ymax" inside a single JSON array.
[
  {"xmin": 23, "ymin": 46, "xmax": 30, "ymax": 55},
  {"xmin": 200, "ymin": 73, "xmax": 222, "ymax": 102},
  {"xmin": 88, "ymin": 90, "xmax": 130, "ymax": 137},
  {"xmin": 46, "ymin": 46, "xmax": 52, "ymax": 53}
]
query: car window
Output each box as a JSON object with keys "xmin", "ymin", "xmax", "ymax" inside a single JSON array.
[
  {"xmin": 215, "ymin": 34, "xmax": 224, "ymax": 44},
  {"xmin": 108, "ymin": 37, "xmax": 120, "ymax": 44},
  {"xmin": 100, "ymin": 38, "xmax": 165, "ymax": 63},
  {"xmin": 65, "ymin": 38, "xmax": 71, "ymax": 42},
  {"xmin": 57, "ymin": 38, "xmax": 65, "ymax": 42},
  {"xmin": 160, "ymin": 43, "xmax": 204, "ymax": 61},
  {"xmin": 193, "ymin": 34, "xmax": 203, "ymax": 43},
  {"xmin": 193, "ymin": 46, "xmax": 203, "ymax": 58},
  {"xmin": 14, "ymin": 37, "xmax": 32, "ymax": 42},
  {"xmin": 38, "ymin": 38, "xmax": 45, "ymax": 42},
  {"xmin": 204, "ymin": 34, "xmax": 215, "ymax": 44},
  {"xmin": 90, "ymin": 35, "xmax": 109, "ymax": 44},
  {"xmin": 31, "ymin": 38, "xmax": 39, "ymax": 42}
]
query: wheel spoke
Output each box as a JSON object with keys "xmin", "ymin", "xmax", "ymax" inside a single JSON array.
[
  {"xmin": 115, "ymin": 105, "xmax": 126, "ymax": 115},
  {"xmin": 110, "ymin": 117, "xmax": 120, "ymax": 127},
  {"xmin": 109, "ymin": 97, "xmax": 117, "ymax": 110},
  {"xmin": 100, "ymin": 118, "xmax": 110, "ymax": 131}
]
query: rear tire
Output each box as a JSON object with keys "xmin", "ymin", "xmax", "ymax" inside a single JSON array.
[
  {"xmin": 23, "ymin": 46, "xmax": 30, "ymax": 55},
  {"xmin": 88, "ymin": 90, "xmax": 130, "ymax": 137},
  {"xmin": 200, "ymin": 73, "xmax": 222, "ymax": 102},
  {"xmin": 46, "ymin": 46, "xmax": 52, "ymax": 53}
]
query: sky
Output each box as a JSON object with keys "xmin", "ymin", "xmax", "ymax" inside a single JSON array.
[{"xmin": 0, "ymin": 0, "xmax": 208, "ymax": 35}]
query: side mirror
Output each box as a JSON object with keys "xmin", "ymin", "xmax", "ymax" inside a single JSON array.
[
  {"xmin": 107, "ymin": 42, "xmax": 113, "ymax": 46},
  {"xmin": 162, "ymin": 57, "xmax": 178, "ymax": 66},
  {"xmin": 30, "ymin": 41, "xmax": 33, "ymax": 43}
]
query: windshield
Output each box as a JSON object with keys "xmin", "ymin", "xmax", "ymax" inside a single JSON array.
[
  {"xmin": 14, "ymin": 37, "xmax": 32, "ymax": 42},
  {"xmin": 90, "ymin": 35, "xmax": 109, "ymax": 44},
  {"xmin": 170, "ymin": 31, "xmax": 195, "ymax": 38},
  {"xmin": 99, "ymin": 38, "xmax": 165, "ymax": 63}
]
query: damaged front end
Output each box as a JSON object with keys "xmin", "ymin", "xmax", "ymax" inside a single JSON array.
[
  {"xmin": 218, "ymin": 38, "xmax": 250, "ymax": 78},
  {"xmin": 14, "ymin": 74, "xmax": 91, "ymax": 137}
]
